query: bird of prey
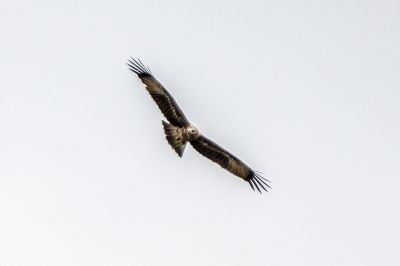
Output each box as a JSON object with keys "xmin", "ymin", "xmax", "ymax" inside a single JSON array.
[{"xmin": 128, "ymin": 58, "xmax": 270, "ymax": 193}]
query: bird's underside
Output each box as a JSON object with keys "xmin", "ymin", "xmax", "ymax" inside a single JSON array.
[{"xmin": 128, "ymin": 58, "xmax": 270, "ymax": 193}]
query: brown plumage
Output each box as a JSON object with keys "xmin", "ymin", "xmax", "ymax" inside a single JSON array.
[
  {"xmin": 128, "ymin": 58, "xmax": 270, "ymax": 193},
  {"xmin": 162, "ymin": 120, "xmax": 187, "ymax": 157},
  {"xmin": 127, "ymin": 59, "xmax": 188, "ymax": 128}
]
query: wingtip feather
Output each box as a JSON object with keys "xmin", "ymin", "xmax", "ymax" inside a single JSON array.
[
  {"xmin": 248, "ymin": 172, "xmax": 271, "ymax": 193},
  {"xmin": 127, "ymin": 57, "xmax": 152, "ymax": 76}
]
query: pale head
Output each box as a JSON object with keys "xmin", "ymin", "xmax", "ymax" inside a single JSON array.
[{"xmin": 185, "ymin": 124, "xmax": 200, "ymax": 140}]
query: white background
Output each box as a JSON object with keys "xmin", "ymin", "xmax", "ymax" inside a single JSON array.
[{"xmin": 1, "ymin": 0, "xmax": 399, "ymax": 265}]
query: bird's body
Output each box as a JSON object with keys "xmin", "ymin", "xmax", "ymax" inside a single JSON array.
[
  {"xmin": 128, "ymin": 58, "xmax": 270, "ymax": 193},
  {"xmin": 162, "ymin": 121, "xmax": 200, "ymax": 157}
]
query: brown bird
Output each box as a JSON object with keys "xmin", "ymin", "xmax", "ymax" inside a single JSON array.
[{"xmin": 128, "ymin": 58, "xmax": 270, "ymax": 193}]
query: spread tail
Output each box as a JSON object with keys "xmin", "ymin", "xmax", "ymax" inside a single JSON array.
[{"xmin": 162, "ymin": 120, "xmax": 187, "ymax": 157}]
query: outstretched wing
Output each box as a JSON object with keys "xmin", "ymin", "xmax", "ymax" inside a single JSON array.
[
  {"xmin": 128, "ymin": 58, "xmax": 189, "ymax": 127},
  {"xmin": 190, "ymin": 135, "xmax": 270, "ymax": 193}
]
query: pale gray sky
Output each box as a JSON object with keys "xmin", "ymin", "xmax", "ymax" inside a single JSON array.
[{"xmin": 1, "ymin": 0, "xmax": 400, "ymax": 265}]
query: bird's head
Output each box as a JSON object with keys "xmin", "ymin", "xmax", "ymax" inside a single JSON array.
[{"xmin": 186, "ymin": 125, "xmax": 200, "ymax": 140}]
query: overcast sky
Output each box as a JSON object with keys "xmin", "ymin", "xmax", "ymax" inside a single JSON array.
[{"xmin": 1, "ymin": 0, "xmax": 399, "ymax": 265}]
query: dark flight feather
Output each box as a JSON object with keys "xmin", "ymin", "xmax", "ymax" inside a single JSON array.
[
  {"xmin": 128, "ymin": 58, "xmax": 189, "ymax": 127},
  {"xmin": 190, "ymin": 136, "xmax": 270, "ymax": 193}
]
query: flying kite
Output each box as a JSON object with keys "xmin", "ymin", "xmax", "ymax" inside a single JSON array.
[{"xmin": 128, "ymin": 58, "xmax": 270, "ymax": 193}]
